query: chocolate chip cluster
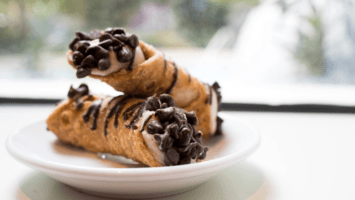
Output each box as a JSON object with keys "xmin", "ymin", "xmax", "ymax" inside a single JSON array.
[
  {"xmin": 67, "ymin": 84, "xmax": 90, "ymax": 109},
  {"xmin": 67, "ymin": 83, "xmax": 89, "ymax": 99},
  {"xmin": 145, "ymin": 94, "xmax": 208, "ymax": 166},
  {"xmin": 69, "ymin": 27, "xmax": 139, "ymax": 78}
]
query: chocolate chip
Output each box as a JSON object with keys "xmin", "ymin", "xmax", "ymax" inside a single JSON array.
[
  {"xmin": 72, "ymin": 51, "xmax": 84, "ymax": 66},
  {"xmin": 114, "ymin": 34, "xmax": 127, "ymax": 43},
  {"xmin": 112, "ymin": 28, "xmax": 125, "ymax": 35},
  {"xmin": 172, "ymin": 112, "xmax": 186, "ymax": 126},
  {"xmin": 185, "ymin": 111, "xmax": 198, "ymax": 126},
  {"xmin": 76, "ymin": 67, "xmax": 91, "ymax": 78},
  {"xmin": 189, "ymin": 146, "xmax": 197, "ymax": 159},
  {"xmin": 145, "ymin": 96, "xmax": 160, "ymax": 111},
  {"xmin": 164, "ymin": 148, "xmax": 180, "ymax": 166},
  {"xmin": 68, "ymin": 86, "xmax": 76, "ymax": 98},
  {"xmin": 167, "ymin": 123, "xmax": 179, "ymax": 139},
  {"xmin": 179, "ymin": 127, "xmax": 192, "ymax": 146},
  {"xmin": 162, "ymin": 136, "xmax": 174, "ymax": 151},
  {"xmin": 99, "ymin": 33, "xmax": 114, "ymax": 42},
  {"xmin": 156, "ymin": 132, "xmax": 174, "ymax": 151},
  {"xmin": 69, "ymin": 37, "xmax": 80, "ymax": 51},
  {"xmin": 176, "ymin": 145, "xmax": 190, "ymax": 153},
  {"xmin": 85, "ymin": 46, "xmax": 97, "ymax": 56},
  {"xmin": 193, "ymin": 130, "xmax": 203, "ymax": 143},
  {"xmin": 78, "ymin": 84, "xmax": 89, "ymax": 93},
  {"xmin": 163, "ymin": 155, "xmax": 171, "ymax": 166},
  {"xmin": 127, "ymin": 34, "xmax": 139, "ymax": 48},
  {"xmin": 112, "ymin": 38, "xmax": 124, "ymax": 47},
  {"xmin": 147, "ymin": 120, "xmax": 164, "ymax": 134},
  {"xmin": 76, "ymin": 31, "xmax": 91, "ymax": 40},
  {"xmin": 68, "ymin": 84, "xmax": 90, "ymax": 101},
  {"xmin": 159, "ymin": 94, "xmax": 175, "ymax": 107},
  {"xmin": 183, "ymin": 142, "xmax": 198, "ymax": 158},
  {"xmin": 76, "ymin": 42, "xmax": 90, "ymax": 54},
  {"xmin": 178, "ymin": 154, "xmax": 191, "ymax": 165},
  {"xmin": 198, "ymin": 147, "xmax": 209, "ymax": 160},
  {"xmin": 113, "ymin": 45, "xmax": 122, "ymax": 52},
  {"xmin": 95, "ymin": 46, "xmax": 110, "ymax": 59},
  {"xmin": 195, "ymin": 144, "xmax": 204, "ymax": 159},
  {"xmin": 81, "ymin": 55, "xmax": 96, "ymax": 68},
  {"xmin": 212, "ymin": 82, "xmax": 222, "ymax": 108},
  {"xmin": 161, "ymin": 103, "xmax": 168, "ymax": 109},
  {"xmin": 98, "ymin": 58, "xmax": 111, "ymax": 71},
  {"xmin": 155, "ymin": 107, "xmax": 175, "ymax": 122},
  {"xmin": 215, "ymin": 116, "xmax": 224, "ymax": 135},
  {"xmin": 212, "ymin": 82, "xmax": 221, "ymax": 90},
  {"xmin": 162, "ymin": 121, "xmax": 170, "ymax": 128},
  {"xmin": 98, "ymin": 39, "xmax": 112, "ymax": 50},
  {"xmin": 116, "ymin": 46, "xmax": 133, "ymax": 63}
]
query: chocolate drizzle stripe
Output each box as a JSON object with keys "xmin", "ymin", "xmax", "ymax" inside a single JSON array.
[
  {"xmin": 83, "ymin": 104, "xmax": 94, "ymax": 122},
  {"xmin": 114, "ymin": 98, "xmax": 131, "ymax": 128},
  {"xmin": 140, "ymin": 113, "xmax": 153, "ymax": 132},
  {"xmin": 126, "ymin": 101, "xmax": 146, "ymax": 129},
  {"xmin": 188, "ymin": 73, "xmax": 191, "ymax": 83},
  {"xmin": 82, "ymin": 98, "xmax": 103, "ymax": 130},
  {"xmin": 166, "ymin": 62, "xmax": 178, "ymax": 94},
  {"xmin": 108, "ymin": 96, "xmax": 122, "ymax": 106},
  {"xmin": 123, "ymin": 102, "xmax": 143, "ymax": 121},
  {"xmin": 91, "ymin": 99, "xmax": 103, "ymax": 130},
  {"xmin": 104, "ymin": 96, "xmax": 127, "ymax": 137},
  {"xmin": 163, "ymin": 53, "xmax": 167, "ymax": 71}
]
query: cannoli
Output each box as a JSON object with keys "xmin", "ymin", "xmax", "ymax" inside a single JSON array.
[
  {"xmin": 66, "ymin": 28, "xmax": 222, "ymax": 137},
  {"xmin": 46, "ymin": 84, "xmax": 208, "ymax": 167}
]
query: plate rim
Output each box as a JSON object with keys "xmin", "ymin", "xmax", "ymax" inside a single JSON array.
[{"xmin": 6, "ymin": 113, "xmax": 261, "ymax": 181}]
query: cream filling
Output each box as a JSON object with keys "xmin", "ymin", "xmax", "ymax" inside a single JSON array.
[
  {"xmin": 140, "ymin": 111, "xmax": 165, "ymax": 165},
  {"xmin": 68, "ymin": 39, "xmax": 145, "ymax": 76},
  {"xmin": 210, "ymin": 88, "xmax": 218, "ymax": 135}
]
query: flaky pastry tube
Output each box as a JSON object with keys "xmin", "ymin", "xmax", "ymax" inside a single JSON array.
[
  {"xmin": 67, "ymin": 29, "xmax": 222, "ymax": 136},
  {"xmin": 46, "ymin": 84, "xmax": 208, "ymax": 167}
]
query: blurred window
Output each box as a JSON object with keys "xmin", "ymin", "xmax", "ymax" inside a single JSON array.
[{"xmin": 1, "ymin": 0, "xmax": 355, "ymax": 106}]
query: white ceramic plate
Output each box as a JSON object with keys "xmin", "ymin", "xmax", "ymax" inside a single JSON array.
[{"xmin": 6, "ymin": 113, "xmax": 260, "ymax": 199}]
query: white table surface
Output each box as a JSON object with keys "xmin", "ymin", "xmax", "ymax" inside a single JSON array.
[{"xmin": 1, "ymin": 105, "xmax": 355, "ymax": 200}]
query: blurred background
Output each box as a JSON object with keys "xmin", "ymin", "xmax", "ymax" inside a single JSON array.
[{"xmin": 1, "ymin": 0, "xmax": 355, "ymax": 106}]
